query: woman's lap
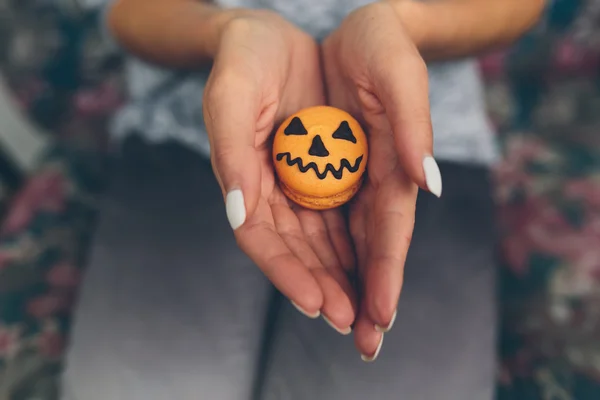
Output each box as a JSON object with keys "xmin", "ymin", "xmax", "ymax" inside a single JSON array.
[
  {"xmin": 63, "ymin": 141, "xmax": 274, "ymax": 400},
  {"xmin": 62, "ymin": 141, "xmax": 496, "ymax": 400},
  {"xmin": 261, "ymin": 163, "xmax": 497, "ymax": 400}
]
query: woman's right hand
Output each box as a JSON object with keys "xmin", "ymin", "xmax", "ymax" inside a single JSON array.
[{"xmin": 204, "ymin": 10, "xmax": 357, "ymax": 333}]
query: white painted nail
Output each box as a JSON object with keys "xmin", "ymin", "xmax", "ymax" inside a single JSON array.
[
  {"xmin": 375, "ymin": 309, "xmax": 397, "ymax": 333},
  {"xmin": 361, "ymin": 334, "xmax": 384, "ymax": 362},
  {"xmin": 322, "ymin": 314, "xmax": 352, "ymax": 335},
  {"xmin": 225, "ymin": 189, "xmax": 246, "ymax": 230},
  {"xmin": 422, "ymin": 156, "xmax": 442, "ymax": 198},
  {"xmin": 291, "ymin": 301, "xmax": 320, "ymax": 319}
]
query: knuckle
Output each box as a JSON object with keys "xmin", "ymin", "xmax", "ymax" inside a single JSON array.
[
  {"xmin": 407, "ymin": 58, "xmax": 429, "ymax": 89},
  {"xmin": 223, "ymin": 15, "xmax": 256, "ymax": 34},
  {"xmin": 203, "ymin": 69, "xmax": 257, "ymax": 128},
  {"xmin": 205, "ymin": 70, "xmax": 253, "ymax": 105},
  {"xmin": 395, "ymin": 106, "xmax": 431, "ymax": 127},
  {"xmin": 373, "ymin": 51, "xmax": 426, "ymax": 80},
  {"xmin": 280, "ymin": 231, "xmax": 305, "ymax": 246},
  {"xmin": 306, "ymin": 229, "xmax": 328, "ymax": 243},
  {"xmin": 404, "ymin": 54, "xmax": 427, "ymax": 74},
  {"xmin": 349, "ymin": 222, "xmax": 366, "ymax": 242},
  {"xmin": 395, "ymin": 110, "xmax": 432, "ymax": 136},
  {"xmin": 211, "ymin": 142, "xmax": 238, "ymax": 168}
]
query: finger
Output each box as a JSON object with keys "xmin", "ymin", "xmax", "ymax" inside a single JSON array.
[
  {"xmin": 236, "ymin": 198, "xmax": 323, "ymax": 315},
  {"xmin": 354, "ymin": 298, "xmax": 384, "ymax": 362},
  {"xmin": 361, "ymin": 39, "xmax": 442, "ymax": 198},
  {"xmin": 203, "ymin": 69, "xmax": 263, "ymax": 231},
  {"xmin": 295, "ymin": 207, "xmax": 357, "ymax": 324},
  {"xmin": 349, "ymin": 192, "xmax": 372, "ymax": 276},
  {"xmin": 271, "ymin": 202, "xmax": 353, "ymax": 332},
  {"xmin": 365, "ymin": 168, "xmax": 418, "ymax": 332},
  {"xmin": 349, "ymin": 196, "xmax": 383, "ymax": 361},
  {"xmin": 321, "ymin": 209, "xmax": 356, "ymax": 274}
]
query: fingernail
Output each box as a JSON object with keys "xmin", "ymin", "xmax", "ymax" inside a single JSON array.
[
  {"xmin": 375, "ymin": 309, "xmax": 397, "ymax": 333},
  {"xmin": 422, "ymin": 156, "xmax": 442, "ymax": 198},
  {"xmin": 361, "ymin": 334, "xmax": 384, "ymax": 362},
  {"xmin": 322, "ymin": 314, "xmax": 352, "ymax": 335},
  {"xmin": 226, "ymin": 189, "xmax": 246, "ymax": 230},
  {"xmin": 291, "ymin": 301, "xmax": 321, "ymax": 319}
]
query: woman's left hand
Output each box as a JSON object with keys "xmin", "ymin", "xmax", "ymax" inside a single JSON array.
[{"xmin": 322, "ymin": 1, "xmax": 441, "ymax": 361}]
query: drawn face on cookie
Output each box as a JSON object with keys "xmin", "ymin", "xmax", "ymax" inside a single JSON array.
[{"xmin": 272, "ymin": 106, "xmax": 368, "ymax": 200}]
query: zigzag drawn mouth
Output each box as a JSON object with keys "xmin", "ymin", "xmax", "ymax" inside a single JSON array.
[{"xmin": 276, "ymin": 152, "xmax": 364, "ymax": 180}]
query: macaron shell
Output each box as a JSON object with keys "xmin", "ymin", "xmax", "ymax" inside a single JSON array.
[{"xmin": 280, "ymin": 178, "xmax": 364, "ymax": 210}]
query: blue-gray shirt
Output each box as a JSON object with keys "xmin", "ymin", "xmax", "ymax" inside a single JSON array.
[{"xmin": 99, "ymin": 0, "xmax": 498, "ymax": 165}]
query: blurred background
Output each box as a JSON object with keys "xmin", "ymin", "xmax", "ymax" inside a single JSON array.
[{"xmin": 0, "ymin": 0, "xmax": 599, "ymax": 399}]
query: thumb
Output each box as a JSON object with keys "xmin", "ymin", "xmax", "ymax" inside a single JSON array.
[
  {"xmin": 203, "ymin": 75, "xmax": 262, "ymax": 230},
  {"xmin": 361, "ymin": 52, "xmax": 442, "ymax": 198}
]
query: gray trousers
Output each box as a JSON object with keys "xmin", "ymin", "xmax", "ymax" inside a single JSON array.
[{"xmin": 62, "ymin": 141, "xmax": 496, "ymax": 400}]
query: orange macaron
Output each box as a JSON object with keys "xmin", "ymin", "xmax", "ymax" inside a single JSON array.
[{"xmin": 272, "ymin": 106, "xmax": 368, "ymax": 210}]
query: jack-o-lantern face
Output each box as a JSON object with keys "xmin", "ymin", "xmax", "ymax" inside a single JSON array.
[{"xmin": 272, "ymin": 106, "xmax": 368, "ymax": 210}]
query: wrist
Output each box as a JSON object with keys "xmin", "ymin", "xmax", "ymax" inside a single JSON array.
[
  {"xmin": 387, "ymin": 0, "xmax": 547, "ymax": 61},
  {"xmin": 384, "ymin": 0, "xmax": 430, "ymax": 51},
  {"xmin": 192, "ymin": 7, "xmax": 244, "ymax": 59},
  {"xmin": 107, "ymin": 0, "xmax": 254, "ymax": 66},
  {"xmin": 208, "ymin": 8, "xmax": 290, "ymax": 56}
]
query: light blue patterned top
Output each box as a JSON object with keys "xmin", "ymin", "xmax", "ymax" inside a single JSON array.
[{"xmin": 99, "ymin": 0, "xmax": 498, "ymax": 165}]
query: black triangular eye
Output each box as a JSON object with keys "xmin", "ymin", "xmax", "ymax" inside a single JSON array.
[
  {"xmin": 332, "ymin": 121, "xmax": 356, "ymax": 143},
  {"xmin": 284, "ymin": 117, "xmax": 308, "ymax": 135}
]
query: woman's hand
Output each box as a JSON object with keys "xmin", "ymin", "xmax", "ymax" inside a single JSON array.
[
  {"xmin": 322, "ymin": 2, "xmax": 442, "ymax": 360},
  {"xmin": 204, "ymin": 10, "xmax": 356, "ymax": 333}
]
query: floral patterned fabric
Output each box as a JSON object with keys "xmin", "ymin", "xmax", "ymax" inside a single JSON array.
[
  {"xmin": 0, "ymin": 145, "xmax": 108, "ymax": 400},
  {"xmin": 1, "ymin": 0, "xmax": 600, "ymax": 399},
  {"xmin": 0, "ymin": 1, "xmax": 117, "ymax": 399},
  {"xmin": 483, "ymin": 0, "xmax": 600, "ymax": 398}
]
